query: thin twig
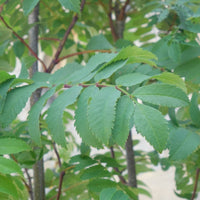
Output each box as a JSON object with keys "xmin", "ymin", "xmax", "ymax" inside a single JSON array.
[
  {"xmin": 39, "ymin": 37, "xmax": 61, "ymax": 42},
  {"xmin": 0, "ymin": 15, "xmax": 47, "ymax": 71},
  {"xmin": 24, "ymin": 168, "xmax": 34, "ymax": 200},
  {"xmin": 53, "ymin": 142, "xmax": 62, "ymax": 168},
  {"xmin": 110, "ymin": 147, "xmax": 127, "ymax": 184},
  {"xmin": 56, "ymin": 171, "xmax": 65, "ymax": 200},
  {"xmin": 47, "ymin": 0, "xmax": 86, "ymax": 73},
  {"xmin": 56, "ymin": 49, "xmax": 112, "ymax": 64},
  {"xmin": 118, "ymin": 0, "xmax": 130, "ymax": 20},
  {"xmin": 191, "ymin": 168, "xmax": 200, "ymax": 200}
]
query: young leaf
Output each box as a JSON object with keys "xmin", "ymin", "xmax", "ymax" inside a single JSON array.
[
  {"xmin": 0, "ymin": 82, "xmax": 49, "ymax": 127},
  {"xmin": 58, "ymin": 0, "xmax": 80, "ymax": 13},
  {"xmin": 0, "ymin": 157, "xmax": 23, "ymax": 176},
  {"xmin": 116, "ymin": 73, "xmax": 150, "ymax": 86},
  {"xmin": 133, "ymin": 83, "xmax": 189, "ymax": 107},
  {"xmin": 23, "ymin": 0, "xmax": 40, "ymax": 16},
  {"xmin": 100, "ymin": 188, "xmax": 130, "ymax": 200},
  {"xmin": 87, "ymin": 34, "xmax": 113, "ymax": 50},
  {"xmin": 134, "ymin": 104, "xmax": 169, "ymax": 153},
  {"xmin": 46, "ymin": 86, "xmax": 82, "ymax": 147},
  {"xmin": 94, "ymin": 60, "xmax": 127, "ymax": 82},
  {"xmin": 189, "ymin": 93, "xmax": 200, "ymax": 127},
  {"xmin": 28, "ymin": 87, "xmax": 56, "ymax": 145},
  {"xmin": 112, "ymin": 96, "xmax": 134, "ymax": 147},
  {"xmin": 152, "ymin": 72, "xmax": 187, "ymax": 93},
  {"xmin": 0, "ymin": 71, "xmax": 15, "ymax": 84},
  {"xmin": 88, "ymin": 87, "xmax": 121, "ymax": 145},
  {"xmin": 168, "ymin": 128, "xmax": 200, "ymax": 160},
  {"xmin": 0, "ymin": 138, "xmax": 31, "ymax": 154},
  {"xmin": 0, "ymin": 174, "xmax": 19, "ymax": 199},
  {"xmin": 75, "ymin": 86, "xmax": 102, "ymax": 148}
]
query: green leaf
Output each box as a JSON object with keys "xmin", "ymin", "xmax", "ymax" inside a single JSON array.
[
  {"xmin": 189, "ymin": 93, "xmax": 200, "ymax": 127},
  {"xmin": 0, "ymin": 59, "xmax": 13, "ymax": 72},
  {"xmin": 87, "ymin": 34, "xmax": 113, "ymax": 50},
  {"xmin": 168, "ymin": 128, "xmax": 200, "ymax": 160},
  {"xmin": 0, "ymin": 82, "xmax": 49, "ymax": 127},
  {"xmin": 116, "ymin": 73, "xmax": 150, "ymax": 86},
  {"xmin": 168, "ymin": 42, "xmax": 181, "ymax": 62},
  {"xmin": 0, "ymin": 157, "xmax": 23, "ymax": 176},
  {"xmin": 152, "ymin": 72, "xmax": 187, "ymax": 93},
  {"xmin": 58, "ymin": 0, "xmax": 80, "ymax": 13},
  {"xmin": 87, "ymin": 87, "xmax": 120, "ymax": 145},
  {"xmin": 21, "ymin": 56, "xmax": 36, "ymax": 69},
  {"xmin": 13, "ymin": 41, "xmax": 25, "ymax": 58},
  {"xmin": 112, "ymin": 96, "xmax": 134, "ymax": 147},
  {"xmin": 94, "ymin": 60, "xmax": 127, "ymax": 82},
  {"xmin": 134, "ymin": 104, "xmax": 169, "ymax": 153},
  {"xmin": 0, "ymin": 174, "xmax": 19, "ymax": 199},
  {"xmin": 0, "ymin": 138, "xmax": 31, "ymax": 154},
  {"xmin": 28, "ymin": 87, "xmax": 56, "ymax": 145},
  {"xmin": 80, "ymin": 165, "xmax": 111, "ymax": 180},
  {"xmin": 23, "ymin": 0, "xmax": 40, "ymax": 16},
  {"xmin": 133, "ymin": 83, "xmax": 189, "ymax": 107},
  {"xmin": 100, "ymin": 188, "xmax": 130, "ymax": 200},
  {"xmin": 104, "ymin": 46, "xmax": 157, "ymax": 68},
  {"xmin": 46, "ymin": 86, "xmax": 82, "ymax": 146},
  {"xmin": 0, "ymin": 71, "xmax": 15, "ymax": 84},
  {"xmin": 75, "ymin": 86, "xmax": 102, "ymax": 148}
]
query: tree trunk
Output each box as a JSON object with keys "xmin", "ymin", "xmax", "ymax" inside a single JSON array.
[{"xmin": 28, "ymin": 4, "xmax": 45, "ymax": 200}]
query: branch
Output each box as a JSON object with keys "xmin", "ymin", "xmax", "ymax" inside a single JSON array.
[
  {"xmin": 39, "ymin": 37, "xmax": 61, "ymax": 42},
  {"xmin": 47, "ymin": 0, "xmax": 86, "ymax": 73},
  {"xmin": 53, "ymin": 142, "xmax": 62, "ymax": 168},
  {"xmin": 0, "ymin": 15, "xmax": 47, "ymax": 72},
  {"xmin": 24, "ymin": 168, "xmax": 34, "ymax": 200},
  {"xmin": 110, "ymin": 147, "xmax": 127, "ymax": 184},
  {"xmin": 56, "ymin": 49, "xmax": 112, "ymax": 64},
  {"xmin": 191, "ymin": 168, "xmax": 200, "ymax": 200},
  {"xmin": 118, "ymin": 0, "xmax": 130, "ymax": 20},
  {"xmin": 56, "ymin": 171, "xmax": 65, "ymax": 200}
]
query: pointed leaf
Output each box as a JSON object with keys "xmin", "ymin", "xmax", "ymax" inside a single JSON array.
[
  {"xmin": 0, "ymin": 157, "xmax": 23, "ymax": 176},
  {"xmin": 0, "ymin": 138, "xmax": 31, "ymax": 154},
  {"xmin": 189, "ymin": 93, "xmax": 200, "ymax": 127},
  {"xmin": 94, "ymin": 60, "xmax": 127, "ymax": 82},
  {"xmin": 133, "ymin": 83, "xmax": 189, "ymax": 107},
  {"xmin": 152, "ymin": 72, "xmax": 187, "ymax": 93},
  {"xmin": 168, "ymin": 128, "xmax": 200, "ymax": 160},
  {"xmin": 46, "ymin": 86, "xmax": 82, "ymax": 146},
  {"xmin": 75, "ymin": 86, "xmax": 102, "ymax": 148},
  {"xmin": 134, "ymin": 104, "xmax": 169, "ymax": 152},
  {"xmin": 23, "ymin": 0, "xmax": 40, "ymax": 16},
  {"xmin": 0, "ymin": 82, "xmax": 49, "ymax": 127},
  {"xmin": 100, "ymin": 188, "xmax": 130, "ymax": 200},
  {"xmin": 0, "ymin": 71, "xmax": 15, "ymax": 84},
  {"xmin": 28, "ymin": 87, "xmax": 56, "ymax": 145},
  {"xmin": 87, "ymin": 34, "xmax": 113, "ymax": 50},
  {"xmin": 116, "ymin": 73, "xmax": 150, "ymax": 86},
  {"xmin": 88, "ymin": 87, "xmax": 120, "ymax": 145},
  {"xmin": 112, "ymin": 96, "xmax": 134, "ymax": 147},
  {"xmin": 58, "ymin": 0, "xmax": 80, "ymax": 13}
]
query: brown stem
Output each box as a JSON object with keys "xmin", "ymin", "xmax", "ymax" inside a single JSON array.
[
  {"xmin": 47, "ymin": 0, "xmax": 86, "ymax": 73},
  {"xmin": 24, "ymin": 168, "xmax": 34, "ymax": 200},
  {"xmin": 110, "ymin": 147, "xmax": 127, "ymax": 184},
  {"xmin": 56, "ymin": 49, "xmax": 112, "ymax": 64},
  {"xmin": 118, "ymin": 0, "xmax": 130, "ymax": 20},
  {"xmin": 39, "ymin": 37, "xmax": 61, "ymax": 42},
  {"xmin": 56, "ymin": 171, "xmax": 65, "ymax": 200},
  {"xmin": 53, "ymin": 142, "xmax": 62, "ymax": 168},
  {"xmin": 0, "ymin": 15, "xmax": 47, "ymax": 72},
  {"xmin": 191, "ymin": 168, "xmax": 200, "ymax": 200}
]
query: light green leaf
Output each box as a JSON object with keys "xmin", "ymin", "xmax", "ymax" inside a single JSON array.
[
  {"xmin": 21, "ymin": 56, "xmax": 36, "ymax": 69},
  {"xmin": 168, "ymin": 42, "xmax": 181, "ymax": 62},
  {"xmin": 152, "ymin": 72, "xmax": 187, "ymax": 93},
  {"xmin": 46, "ymin": 86, "xmax": 82, "ymax": 147},
  {"xmin": 28, "ymin": 87, "xmax": 56, "ymax": 145},
  {"xmin": 58, "ymin": 0, "xmax": 80, "ymax": 13},
  {"xmin": 189, "ymin": 93, "xmax": 200, "ymax": 127},
  {"xmin": 94, "ymin": 60, "xmax": 127, "ymax": 82},
  {"xmin": 133, "ymin": 83, "xmax": 189, "ymax": 107},
  {"xmin": 75, "ymin": 86, "xmax": 102, "ymax": 148},
  {"xmin": 168, "ymin": 128, "xmax": 200, "ymax": 160},
  {"xmin": 23, "ymin": 0, "xmax": 40, "ymax": 16},
  {"xmin": 0, "ymin": 59, "xmax": 13, "ymax": 72},
  {"xmin": 87, "ymin": 34, "xmax": 113, "ymax": 50},
  {"xmin": 0, "ymin": 157, "xmax": 23, "ymax": 176},
  {"xmin": 0, "ymin": 82, "xmax": 49, "ymax": 127},
  {"xmin": 116, "ymin": 73, "xmax": 150, "ymax": 86},
  {"xmin": 0, "ymin": 138, "xmax": 31, "ymax": 154},
  {"xmin": 0, "ymin": 71, "xmax": 15, "ymax": 84},
  {"xmin": 112, "ymin": 96, "xmax": 134, "ymax": 147},
  {"xmin": 0, "ymin": 174, "xmax": 19, "ymax": 199},
  {"xmin": 88, "ymin": 87, "xmax": 120, "ymax": 145},
  {"xmin": 134, "ymin": 104, "xmax": 169, "ymax": 153},
  {"xmin": 100, "ymin": 188, "xmax": 130, "ymax": 200}
]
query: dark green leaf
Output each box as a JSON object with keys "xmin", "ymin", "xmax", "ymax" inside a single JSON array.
[
  {"xmin": 134, "ymin": 104, "xmax": 169, "ymax": 153},
  {"xmin": 13, "ymin": 41, "xmax": 25, "ymax": 58},
  {"xmin": 100, "ymin": 188, "xmax": 130, "ymax": 200},
  {"xmin": 46, "ymin": 86, "xmax": 82, "ymax": 146}
]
